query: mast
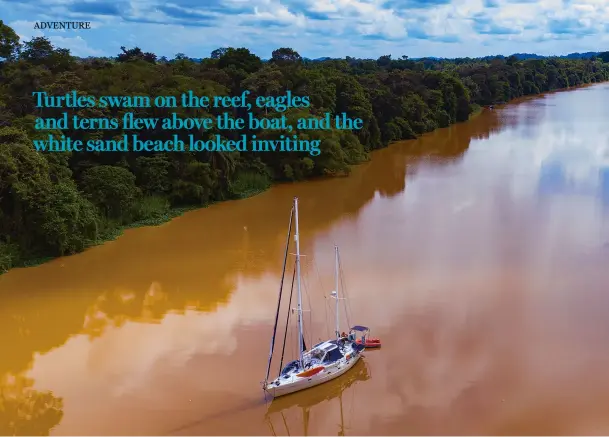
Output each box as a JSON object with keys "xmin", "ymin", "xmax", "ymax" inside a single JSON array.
[
  {"xmin": 294, "ymin": 197, "xmax": 305, "ymax": 368},
  {"xmin": 264, "ymin": 205, "xmax": 294, "ymax": 386},
  {"xmin": 334, "ymin": 245, "xmax": 340, "ymax": 339}
]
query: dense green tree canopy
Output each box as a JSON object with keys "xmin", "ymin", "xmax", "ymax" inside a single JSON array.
[{"xmin": 0, "ymin": 21, "xmax": 608, "ymax": 272}]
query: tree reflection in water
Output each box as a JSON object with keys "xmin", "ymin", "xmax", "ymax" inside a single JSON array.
[{"xmin": 0, "ymin": 374, "xmax": 63, "ymax": 436}]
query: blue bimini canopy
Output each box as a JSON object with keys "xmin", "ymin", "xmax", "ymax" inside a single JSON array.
[{"xmin": 351, "ymin": 325, "xmax": 369, "ymax": 332}]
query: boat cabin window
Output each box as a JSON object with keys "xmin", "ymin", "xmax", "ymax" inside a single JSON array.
[
  {"xmin": 324, "ymin": 346, "xmax": 344, "ymax": 363},
  {"xmin": 280, "ymin": 360, "xmax": 300, "ymax": 376},
  {"xmin": 312, "ymin": 343, "xmax": 342, "ymax": 363},
  {"xmin": 310, "ymin": 349, "xmax": 324, "ymax": 361}
]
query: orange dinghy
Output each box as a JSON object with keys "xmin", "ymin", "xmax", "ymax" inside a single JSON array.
[
  {"xmin": 356, "ymin": 338, "xmax": 381, "ymax": 348},
  {"xmin": 350, "ymin": 325, "xmax": 381, "ymax": 349}
]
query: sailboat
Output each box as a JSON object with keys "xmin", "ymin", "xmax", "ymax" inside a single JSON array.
[{"xmin": 262, "ymin": 197, "xmax": 366, "ymax": 398}]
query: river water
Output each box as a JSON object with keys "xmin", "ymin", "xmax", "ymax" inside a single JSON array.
[{"xmin": 1, "ymin": 84, "xmax": 609, "ymax": 435}]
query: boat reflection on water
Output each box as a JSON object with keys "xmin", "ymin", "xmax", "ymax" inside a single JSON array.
[{"xmin": 265, "ymin": 359, "xmax": 371, "ymax": 436}]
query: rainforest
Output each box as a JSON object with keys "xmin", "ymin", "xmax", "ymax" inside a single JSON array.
[{"xmin": 1, "ymin": 19, "xmax": 608, "ymax": 273}]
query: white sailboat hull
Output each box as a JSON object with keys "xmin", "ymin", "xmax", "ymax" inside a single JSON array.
[{"xmin": 265, "ymin": 353, "xmax": 361, "ymax": 398}]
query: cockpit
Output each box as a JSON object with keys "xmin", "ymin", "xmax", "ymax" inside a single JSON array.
[
  {"xmin": 278, "ymin": 342, "xmax": 346, "ymax": 378},
  {"xmin": 307, "ymin": 342, "xmax": 344, "ymax": 365}
]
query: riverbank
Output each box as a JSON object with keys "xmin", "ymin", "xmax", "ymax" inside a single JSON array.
[
  {"xmin": 0, "ymin": 109, "xmax": 483, "ymax": 275},
  {"xmin": 0, "ymin": 83, "xmax": 604, "ymax": 275}
]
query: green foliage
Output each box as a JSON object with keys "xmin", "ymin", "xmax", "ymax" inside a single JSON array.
[
  {"xmin": 0, "ymin": 242, "xmax": 19, "ymax": 273},
  {"xmin": 229, "ymin": 171, "xmax": 272, "ymax": 199},
  {"xmin": 37, "ymin": 181, "xmax": 99, "ymax": 255},
  {"xmin": 80, "ymin": 165, "xmax": 141, "ymax": 222},
  {"xmin": 169, "ymin": 161, "xmax": 217, "ymax": 206},
  {"xmin": 134, "ymin": 155, "xmax": 171, "ymax": 195},
  {"xmin": 0, "ymin": 23, "xmax": 608, "ymax": 272},
  {"xmin": 0, "ymin": 20, "xmax": 20, "ymax": 61},
  {"xmin": 131, "ymin": 195, "xmax": 171, "ymax": 222},
  {"xmin": 0, "ymin": 126, "xmax": 98, "ymax": 258}
]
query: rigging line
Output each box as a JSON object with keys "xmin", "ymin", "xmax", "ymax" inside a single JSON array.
[
  {"xmin": 308, "ymin": 288, "xmax": 314, "ymax": 347},
  {"xmin": 323, "ymin": 295, "xmax": 330, "ymax": 340},
  {"xmin": 323, "ymin": 294, "xmax": 330, "ymax": 339},
  {"xmin": 308, "ymin": 312, "xmax": 312, "ymax": 348},
  {"xmin": 338, "ymin": 252, "xmax": 354, "ymax": 328},
  {"xmin": 324, "ymin": 294, "xmax": 336, "ymax": 324},
  {"xmin": 313, "ymin": 257, "xmax": 331, "ymax": 339},
  {"xmin": 296, "ymin": 257, "xmax": 308, "ymax": 353},
  {"xmin": 265, "ymin": 205, "xmax": 294, "ymax": 385},
  {"xmin": 340, "ymin": 255, "xmax": 354, "ymax": 314},
  {"xmin": 291, "ymin": 312, "xmax": 296, "ymax": 363},
  {"xmin": 301, "ymin": 260, "xmax": 314, "ymax": 348},
  {"xmin": 278, "ymin": 262, "xmax": 297, "ymax": 375},
  {"xmin": 339, "ymin": 267, "xmax": 351, "ymax": 329},
  {"xmin": 306, "ymin": 291, "xmax": 315, "ymax": 346},
  {"xmin": 312, "ymin": 256, "xmax": 326, "ymax": 293},
  {"xmin": 304, "ymin": 276, "xmax": 313, "ymax": 347}
]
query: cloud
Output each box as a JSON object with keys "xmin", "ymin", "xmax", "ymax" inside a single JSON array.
[
  {"xmin": 1, "ymin": 0, "xmax": 608, "ymax": 59},
  {"xmin": 7, "ymin": 19, "xmax": 44, "ymax": 41},
  {"xmin": 68, "ymin": 1, "xmax": 124, "ymax": 16},
  {"xmin": 156, "ymin": 5, "xmax": 217, "ymax": 22},
  {"xmin": 48, "ymin": 34, "xmax": 105, "ymax": 56},
  {"xmin": 406, "ymin": 22, "xmax": 461, "ymax": 43},
  {"xmin": 384, "ymin": 0, "xmax": 453, "ymax": 9},
  {"xmin": 471, "ymin": 14, "xmax": 522, "ymax": 35},
  {"xmin": 301, "ymin": 10, "xmax": 332, "ymax": 20},
  {"xmin": 547, "ymin": 17, "xmax": 597, "ymax": 36}
]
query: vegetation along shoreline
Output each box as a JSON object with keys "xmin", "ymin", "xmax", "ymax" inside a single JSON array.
[{"xmin": 1, "ymin": 20, "xmax": 608, "ymax": 274}]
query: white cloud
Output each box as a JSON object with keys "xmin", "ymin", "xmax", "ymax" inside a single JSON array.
[
  {"xmin": 8, "ymin": 20, "xmax": 44, "ymax": 41},
  {"xmin": 48, "ymin": 35, "xmax": 104, "ymax": 56}
]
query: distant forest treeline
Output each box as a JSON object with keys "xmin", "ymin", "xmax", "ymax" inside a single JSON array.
[
  {"xmin": 1, "ymin": 19, "xmax": 608, "ymax": 272},
  {"xmin": 130, "ymin": 51, "xmax": 609, "ymax": 64}
]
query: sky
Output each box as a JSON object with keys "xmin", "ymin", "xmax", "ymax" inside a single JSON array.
[{"xmin": 2, "ymin": 0, "xmax": 609, "ymax": 60}]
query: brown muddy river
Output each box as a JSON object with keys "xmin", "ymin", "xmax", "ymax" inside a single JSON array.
[{"xmin": 1, "ymin": 84, "xmax": 609, "ymax": 436}]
